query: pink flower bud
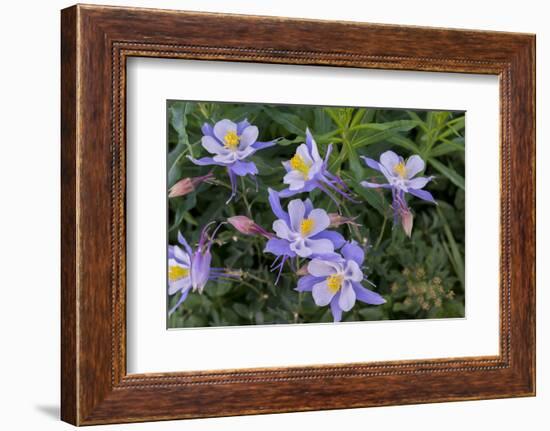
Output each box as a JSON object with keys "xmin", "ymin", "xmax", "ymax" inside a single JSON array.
[
  {"xmin": 328, "ymin": 213, "xmax": 360, "ymax": 228},
  {"xmin": 400, "ymin": 207, "xmax": 414, "ymax": 238},
  {"xmin": 168, "ymin": 173, "xmax": 214, "ymax": 198},
  {"xmin": 228, "ymin": 216, "xmax": 274, "ymax": 239}
]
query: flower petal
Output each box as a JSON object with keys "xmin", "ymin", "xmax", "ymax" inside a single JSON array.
[
  {"xmin": 360, "ymin": 180, "xmax": 392, "ymax": 189},
  {"xmin": 187, "ymin": 156, "xmax": 227, "ymax": 167},
  {"xmin": 312, "ymin": 280, "xmax": 336, "ymax": 306},
  {"xmin": 361, "ymin": 156, "xmax": 383, "ymax": 172},
  {"xmin": 191, "ymin": 251, "xmax": 212, "ymax": 292},
  {"xmin": 278, "ymin": 187, "xmax": 299, "ymax": 198},
  {"xmin": 268, "ymin": 188, "xmax": 289, "ymax": 225},
  {"xmin": 231, "ymin": 160, "xmax": 258, "ymax": 176},
  {"xmin": 201, "ymin": 123, "xmax": 214, "ymax": 137},
  {"xmin": 273, "ymin": 219, "xmax": 293, "ymax": 240},
  {"xmin": 290, "ymin": 239, "xmax": 312, "ymax": 258},
  {"xmin": 177, "ymin": 231, "xmax": 193, "ymax": 255},
  {"xmin": 201, "ymin": 135, "xmax": 226, "ymax": 155},
  {"xmin": 353, "ymin": 282, "xmax": 386, "ymax": 305},
  {"xmin": 308, "ymin": 160, "xmax": 324, "ymax": 178},
  {"xmin": 305, "ymin": 128, "xmax": 321, "ymax": 161},
  {"xmin": 405, "ymin": 155, "xmax": 425, "ymax": 178},
  {"xmin": 338, "ymin": 281, "xmax": 357, "ymax": 311},
  {"xmin": 296, "ymin": 275, "xmax": 322, "ymax": 292},
  {"xmin": 168, "ymin": 277, "xmax": 191, "ymax": 295},
  {"xmin": 168, "ymin": 286, "xmax": 191, "ymax": 316},
  {"xmin": 308, "ymin": 259, "xmax": 339, "ymax": 277},
  {"xmin": 238, "ymin": 125, "xmax": 259, "ymax": 149},
  {"xmin": 236, "ymin": 119, "xmax": 251, "ymax": 134},
  {"xmin": 324, "ymin": 143, "xmax": 333, "ymax": 164},
  {"xmin": 213, "ymin": 152, "xmax": 237, "ymax": 164},
  {"xmin": 409, "ymin": 188, "xmax": 436, "ymax": 203},
  {"xmin": 287, "ymin": 199, "xmax": 306, "ymax": 232},
  {"xmin": 304, "ymin": 208, "xmax": 330, "ymax": 237},
  {"xmin": 379, "ymin": 150, "xmax": 400, "ymax": 173},
  {"xmin": 283, "ymin": 170, "xmax": 306, "ymax": 190},
  {"xmin": 305, "ymin": 238, "xmax": 335, "ymax": 256},
  {"xmin": 236, "ymin": 146, "xmax": 255, "ymax": 160},
  {"xmin": 344, "ymin": 260, "xmax": 363, "ymax": 282},
  {"xmin": 341, "ymin": 241, "xmax": 364, "ymax": 265},
  {"xmin": 330, "ymin": 295, "xmax": 343, "ymax": 322},
  {"xmin": 296, "ymin": 143, "xmax": 314, "ymax": 165},
  {"xmin": 213, "ymin": 119, "xmax": 237, "ymax": 142},
  {"xmin": 173, "ymin": 246, "xmax": 191, "ymax": 266},
  {"xmin": 310, "ymin": 231, "xmax": 346, "ymax": 249},
  {"xmin": 407, "ymin": 176, "xmax": 432, "ymax": 190},
  {"xmin": 304, "ymin": 198, "xmax": 314, "ymax": 216},
  {"xmin": 264, "ymin": 238, "xmax": 295, "ymax": 257},
  {"xmin": 252, "ymin": 140, "xmax": 277, "ymax": 150}
]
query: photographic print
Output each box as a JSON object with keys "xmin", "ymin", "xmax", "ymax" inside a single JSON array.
[{"xmin": 167, "ymin": 101, "xmax": 465, "ymax": 328}]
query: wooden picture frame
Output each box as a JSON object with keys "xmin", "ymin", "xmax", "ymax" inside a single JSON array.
[{"xmin": 61, "ymin": 4, "xmax": 535, "ymax": 425}]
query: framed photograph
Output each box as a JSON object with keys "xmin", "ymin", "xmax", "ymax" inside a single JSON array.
[{"xmin": 61, "ymin": 4, "xmax": 535, "ymax": 425}]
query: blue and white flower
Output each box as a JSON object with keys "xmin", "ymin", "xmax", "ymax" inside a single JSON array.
[
  {"xmin": 361, "ymin": 151, "xmax": 435, "ymax": 202},
  {"xmin": 264, "ymin": 188, "xmax": 345, "ymax": 282},
  {"xmin": 168, "ymin": 223, "xmax": 237, "ymax": 316},
  {"xmin": 296, "ymin": 241, "xmax": 385, "ymax": 322},
  {"xmin": 361, "ymin": 151, "xmax": 435, "ymax": 237},
  {"xmin": 188, "ymin": 119, "xmax": 276, "ymax": 203},
  {"xmin": 279, "ymin": 128, "xmax": 355, "ymax": 203}
]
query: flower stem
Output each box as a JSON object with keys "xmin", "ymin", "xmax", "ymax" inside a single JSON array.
[
  {"xmin": 341, "ymin": 202, "xmax": 362, "ymax": 241},
  {"xmin": 374, "ymin": 215, "xmax": 388, "ymax": 250},
  {"xmin": 240, "ymin": 177, "xmax": 253, "ymax": 218}
]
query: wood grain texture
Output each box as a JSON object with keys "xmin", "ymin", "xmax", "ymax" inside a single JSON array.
[{"xmin": 60, "ymin": 4, "xmax": 536, "ymax": 425}]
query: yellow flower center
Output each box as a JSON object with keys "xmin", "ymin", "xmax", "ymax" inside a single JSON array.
[
  {"xmin": 290, "ymin": 154, "xmax": 310, "ymax": 179},
  {"xmin": 169, "ymin": 265, "xmax": 189, "ymax": 282},
  {"xmin": 393, "ymin": 161, "xmax": 407, "ymax": 178},
  {"xmin": 327, "ymin": 274, "xmax": 344, "ymax": 293},
  {"xmin": 223, "ymin": 131, "xmax": 240, "ymax": 150},
  {"xmin": 300, "ymin": 218, "xmax": 315, "ymax": 236}
]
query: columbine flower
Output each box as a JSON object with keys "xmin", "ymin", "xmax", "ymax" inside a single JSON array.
[
  {"xmin": 168, "ymin": 172, "xmax": 214, "ymax": 198},
  {"xmin": 228, "ymin": 215, "xmax": 274, "ymax": 239},
  {"xmin": 279, "ymin": 128, "xmax": 355, "ymax": 203},
  {"xmin": 361, "ymin": 151, "xmax": 435, "ymax": 236},
  {"xmin": 361, "ymin": 151, "xmax": 435, "ymax": 201},
  {"xmin": 264, "ymin": 188, "xmax": 345, "ymax": 282},
  {"xmin": 188, "ymin": 119, "xmax": 276, "ymax": 203},
  {"xmin": 296, "ymin": 241, "xmax": 385, "ymax": 322},
  {"xmin": 167, "ymin": 223, "xmax": 236, "ymax": 316}
]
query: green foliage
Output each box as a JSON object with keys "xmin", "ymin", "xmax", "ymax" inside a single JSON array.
[{"xmin": 167, "ymin": 102, "xmax": 465, "ymax": 328}]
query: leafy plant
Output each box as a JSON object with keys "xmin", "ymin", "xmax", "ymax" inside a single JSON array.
[{"xmin": 167, "ymin": 102, "xmax": 465, "ymax": 327}]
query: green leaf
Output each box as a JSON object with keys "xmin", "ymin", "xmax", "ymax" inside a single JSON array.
[
  {"xmin": 406, "ymin": 111, "xmax": 428, "ymax": 133},
  {"xmin": 437, "ymin": 116, "xmax": 465, "ymax": 141},
  {"xmin": 167, "ymin": 102, "xmax": 196, "ymax": 187},
  {"xmin": 386, "ymin": 135, "xmax": 419, "ymax": 153},
  {"xmin": 324, "ymin": 107, "xmax": 352, "ymax": 128},
  {"xmin": 429, "ymin": 137, "xmax": 465, "ymax": 158},
  {"xmin": 428, "ymin": 158, "xmax": 465, "ymax": 190},
  {"xmin": 313, "ymin": 108, "xmax": 334, "ymax": 134},
  {"xmin": 276, "ymin": 136, "xmax": 304, "ymax": 146},
  {"xmin": 263, "ymin": 107, "xmax": 307, "ymax": 136},
  {"xmin": 351, "ymin": 121, "xmax": 420, "ymax": 149},
  {"xmin": 348, "ymin": 177, "xmax": 388, "ymax": 216},
  {"xmin": 168, "ymin": 102, "xmax": 195, "ymax": 164},
  {"xmin": 438, "ymin": 207, "xmax": 465, "ymax": 289},
  {"xmin": 348, "ymin": 119, "xmax": 419, "ymax": 134},
  {"xmin": 233, "ymin": 303, "xmax": 250, "ymax": 319},
  {"xmin": 350, "ymin": 108, "xmax": 367, "ymax": 128}
]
